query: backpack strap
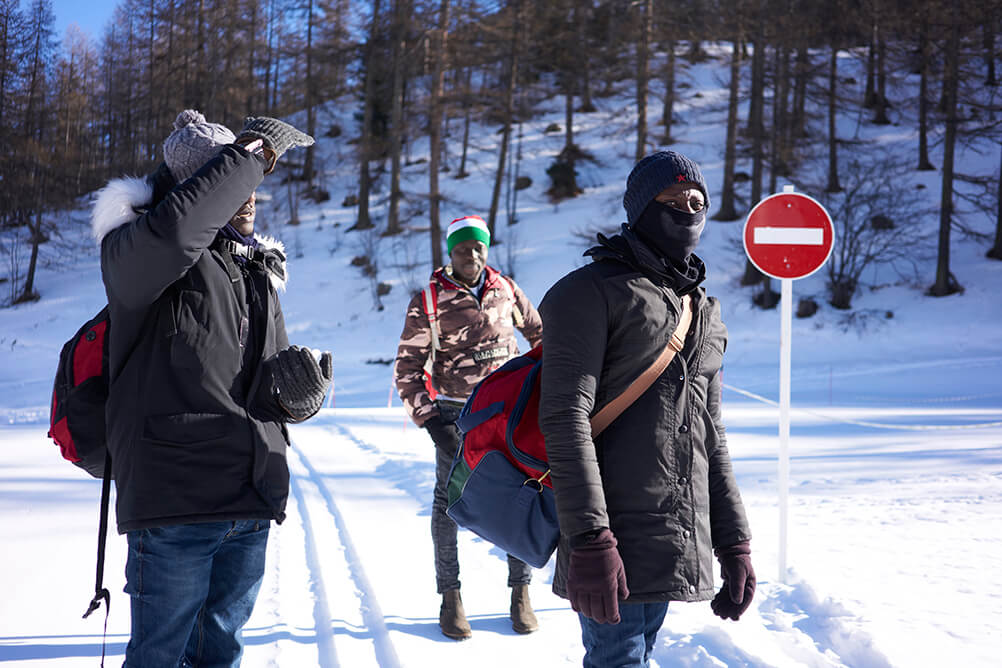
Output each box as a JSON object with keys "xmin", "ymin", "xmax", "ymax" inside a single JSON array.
[
  {"xmin": 590, "ymin": 294, "xmax": 692, "ymax": 437},
  {"xmin": 421, "ymin": 282, "xmax": 440, "ymax": 399},
  {"xmin": 82, "ymin": 450, "xmax": 112, "ymax": 667},
  {"xmin": 496, "ymin": 275, "xmax": 524, "ymax": 328},
  {"xmin": 422, "ymin": 282, "xmax": 441, "ymax": 358},
  {"xmin": 212, "ymin": 237, "xmax": 288, "ymax": 286}
]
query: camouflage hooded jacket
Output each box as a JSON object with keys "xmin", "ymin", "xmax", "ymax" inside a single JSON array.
[{"xmin": 394, "ymin": 265, "xmax": 543, "ymax": 426}]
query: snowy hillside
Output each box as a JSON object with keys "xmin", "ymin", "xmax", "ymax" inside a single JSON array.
[{"xmin": 2, "ymin": 43, "xmax": 1001, "ymax": 667}]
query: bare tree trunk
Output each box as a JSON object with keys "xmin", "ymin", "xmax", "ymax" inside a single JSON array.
[
  {"xmin": 791, "ymin": 45, "xmax": 808, "ymax": 138},
  {"xmin": 564, "ymin": 81, "xmax": 574, "ymax": 149},
  {"xmin": 741, "ymin": 11, "xmax": 772, "ymax": 300},
  {"xmin": 353, "ymin": 0, "xmax": 381, "ymax": 231},
  {"xmin": 984, "ymin": 12, "xmax": 997, "ymax": 86},
  {"xmin": 427, "ymin": 0, "xmax": 450, "ymax": 269},
  {"xmin": 576, "ymin": 1, "xmax": 594, "ymax": 112},
  {"xmin": 988, "ymin": 146, "xmax": 1002, "ymax": 260},
  {"xmin": 825, "ymin": 43, "xmax": 842, "ymax": 193},
  {"xmin": 873, "ymin": 20, "xmax": 890, "ymax": 124},
  {"xmin": 457, "ymin": 66, "xmax": 472, "ymax": 179},
  {"xmin": 385, "ymin": 0, "xmax": 408, "ymax": 236},
  {"xmin": 769, "ymin": 44, "xmax": 790, "ymax": 192},
  {"xmin": 165, "ymin": 0, "xmax": 176, "ymax": 123},
  {"xmin": 302, "ymin": 0, "xmax": 316, "ymax": 185},
  {"xmin": 634, "ymin": 0, "xmax": 652, "ymax": 162},
  {"xmin": 661, "ymin": 38, "xmax": 676, "ymax": 141},
  {"xmin": 714, "ymin": 39, "xmax": 742, "ymax": 222},
  {"xmin": 917, "ymin": 20, "xmax": 935, "ymax": 170},
  {"xmin": 930, "ymin": 21, "xmax": 962, "ymax": 296},
  {"xmin": 18, "ymin": 192, "xmax": 43, "ymax": 303},
  {"xmin": 147, "ymin": 0, "xmax": 155, "ymax": 161},
  {"xmin": 749, "ymin": 27, "xmax": 765, "ymax": 203},
  {"xmin": 864, "ymin": 20, "xmax": 877, "ymax": 107},
  {"xmin": 245, "ymin": 0, "xmax": 256, "ymax": 116},
  {"xmin": 487, "ymin": 1, "xmax": 520, "ymax": 240},
  {"xmin": 194, "ymin": 0, "xmax": 206, "ymax": 113},
  {"xmin": 264, "ymin": 0, "xmax": 276, "ymax": 115}
]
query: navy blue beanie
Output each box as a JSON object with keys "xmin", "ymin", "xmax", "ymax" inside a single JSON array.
[{"xmin": 623, "ymin": 150, "xmax": 709, "ymax": 225}]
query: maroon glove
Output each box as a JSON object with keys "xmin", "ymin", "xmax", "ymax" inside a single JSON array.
[
  {"xmin": 566, "ymin": 528, "xmax": 630, "ymax": 624},
  {"xmin": 710, "ymin": 541, "xmax": 756, "ymax": 621}
]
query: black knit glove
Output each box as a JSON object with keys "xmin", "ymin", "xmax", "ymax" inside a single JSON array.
[
  {"xmin": 423, "ymin": 414, "xmax": 460, "ymax": 448},
  {"xmin": 237, "ymin": 116, "xmax": 314, "ymax": 169},
  {"xmin": 266, "ymin": 346, "xmax": 332, "ymax": 421},
  {"xmin": 710, "ymin": 541, "xmax": 756, "ymax": 621}
]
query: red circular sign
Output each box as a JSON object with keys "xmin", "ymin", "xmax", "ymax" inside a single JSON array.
[{"xmin": 743, "ymin": 191, "xmax": 834, "ymax": 280}]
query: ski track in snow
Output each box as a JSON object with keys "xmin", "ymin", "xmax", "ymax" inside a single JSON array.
[
  {"xmin": 286, "ymin": 449, "xmax": 341, "ymax": 668},
  {"xmin": 289, "ymin": 442, "xmax": 402, "ymax": 668}
]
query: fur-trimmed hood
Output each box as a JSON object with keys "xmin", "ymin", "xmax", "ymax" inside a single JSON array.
[{"xmin": 91, "ymin": 175, "xmax": 287, "ymax": 291}]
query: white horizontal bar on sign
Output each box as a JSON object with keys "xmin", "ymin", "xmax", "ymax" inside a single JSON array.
[{"xmin": 753, "ymin": 227, "xmax": 824, "ymax": 245}]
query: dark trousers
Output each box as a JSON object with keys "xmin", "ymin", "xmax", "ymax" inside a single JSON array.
[{"xmin": 430, "ymin": 400, "xmax": 532, "ymax": 594}]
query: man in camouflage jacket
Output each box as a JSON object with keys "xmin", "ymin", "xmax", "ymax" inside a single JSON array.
[{"xmin": 394, "ymin": 215, "xmax": 543, "ymax": 639}]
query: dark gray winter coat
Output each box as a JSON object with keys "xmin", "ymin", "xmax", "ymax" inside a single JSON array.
[
  {"xmin": 538, "ymin": 242, "xmax": 751, "ymax": 603},
  {"xmin": 93, "ymin": 146, "xmax": 293, "ymax": 534}
]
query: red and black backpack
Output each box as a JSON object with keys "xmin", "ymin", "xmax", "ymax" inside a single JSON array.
[
  {"xmin": 49, "ymin": 306, "xmax": 111, "ymax": 479},
  {"xmin": 48, "ymin": 307, "xmax": 114, "ymax": 638}
]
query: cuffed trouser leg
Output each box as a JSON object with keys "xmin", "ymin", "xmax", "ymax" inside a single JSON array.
[{"xmin": 506, "ymin": 554, "xmax": 532, "ymax": 587}]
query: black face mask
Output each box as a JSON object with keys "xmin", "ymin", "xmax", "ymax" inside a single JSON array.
[{"xmin": 633, "ymin": 200, "xmax": 706, "ymax": 262}]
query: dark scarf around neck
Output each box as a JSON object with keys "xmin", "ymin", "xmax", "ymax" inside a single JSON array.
[{"xmin": 585, "ymin": 224, "xmax": 706, "ymax": 295}]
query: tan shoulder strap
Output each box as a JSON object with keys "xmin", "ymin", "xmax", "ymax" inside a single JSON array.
[{"xmin": 589, "ymin": 294, "xmax": 692, "ymax": 438}]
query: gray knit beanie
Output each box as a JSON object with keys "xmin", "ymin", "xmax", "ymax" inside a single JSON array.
[
  {"xmin": 163, "ymin": 109, "xmax": 236, "ymax": 183},
  {"xmin": 623, "ymin": 150, "xmax": 709, "ymax": 225}
]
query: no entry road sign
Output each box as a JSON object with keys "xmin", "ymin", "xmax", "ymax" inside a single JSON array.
[
  {"xmin": 743, "ymin": 187, "xmax": 834, "ymax": 280},
  {"xmin": 742, "ymin": 186, "xmax": 835, "ymax": 585}
]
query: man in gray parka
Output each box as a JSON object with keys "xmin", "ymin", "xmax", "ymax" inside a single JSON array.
[{"xmin": 538, "ymin": 150, "xmax": 755, "ymax": 667}]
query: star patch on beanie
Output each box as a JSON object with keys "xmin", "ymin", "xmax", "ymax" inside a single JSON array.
[
  {"xmin": 623, "ymin": 150, "xmax": 709, "ymax": 225},
  {"xmin": 163, "ymin": 109, "xmax": 237, "ymax": 183},
  {"xmin": 446, "ymin": 215, "xmax": 491, "ymax": 254}
]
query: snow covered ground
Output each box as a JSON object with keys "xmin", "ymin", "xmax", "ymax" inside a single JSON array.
[
  {"xmin": 2, "ymin": 43, "xmax": 1001, "ymax": 666},
  {"xmin": 4, "ymin": 401, "xmax": 1001, "ymax": 667}
]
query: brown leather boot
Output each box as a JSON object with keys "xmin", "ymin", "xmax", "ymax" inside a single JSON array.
[
  {"xmin": 510, "ymin": 584, "xmax": 539, "ymax": 634},
  {"xmin": 439, "ymin": 589, "xmax": 473, "ymax": 640}
]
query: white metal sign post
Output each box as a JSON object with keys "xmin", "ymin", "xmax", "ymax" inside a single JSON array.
[{"xmin": 743, "ymin": 185, "xmax": 834, "ymax": 584}]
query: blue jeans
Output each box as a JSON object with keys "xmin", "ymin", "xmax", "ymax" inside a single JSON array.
[
  {"xmin": 123, "ymin": 520, "xmax": 269, "ymax": 668},
  {"xmin": 578, "ymin": 601, "xmax": 669, "ymax": 668}
]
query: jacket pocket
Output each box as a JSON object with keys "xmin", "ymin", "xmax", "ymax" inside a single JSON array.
[
  {"xmin": 143, "ymin": 412, "xmax": 230, "ymax": 446},
  {"xmin": 169, "ymin": 289, "xmax": 214, "ymax": 369}
]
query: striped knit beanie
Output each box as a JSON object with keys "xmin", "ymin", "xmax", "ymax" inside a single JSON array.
[
  {"xmin": 446, "ymin": 215, "xmax": 491, "ymax": 254},
  {"xmin": 623, "ymin": 150, "xmax": 709, "ymax": 225}
]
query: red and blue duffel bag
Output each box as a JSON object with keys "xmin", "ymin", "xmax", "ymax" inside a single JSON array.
[
  {"xmin": 445, "ymin": 346, "xmax": 558, "ymax": 568},
  {"xmin": 444, "ymin": 295, "xmax": 694, "ymax": 569}
]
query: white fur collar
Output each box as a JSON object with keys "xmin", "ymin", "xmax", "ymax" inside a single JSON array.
[
  {"xmin": 253, "ymin": 234, "xmax": 288, "ymax": 292},
  {"xmin": 91, "ymin": 176, "xmax": 152, "ymax": 244},
  {"xmin": 90, "ymin": 176, "xmax": 288, "ymax": 291}
]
